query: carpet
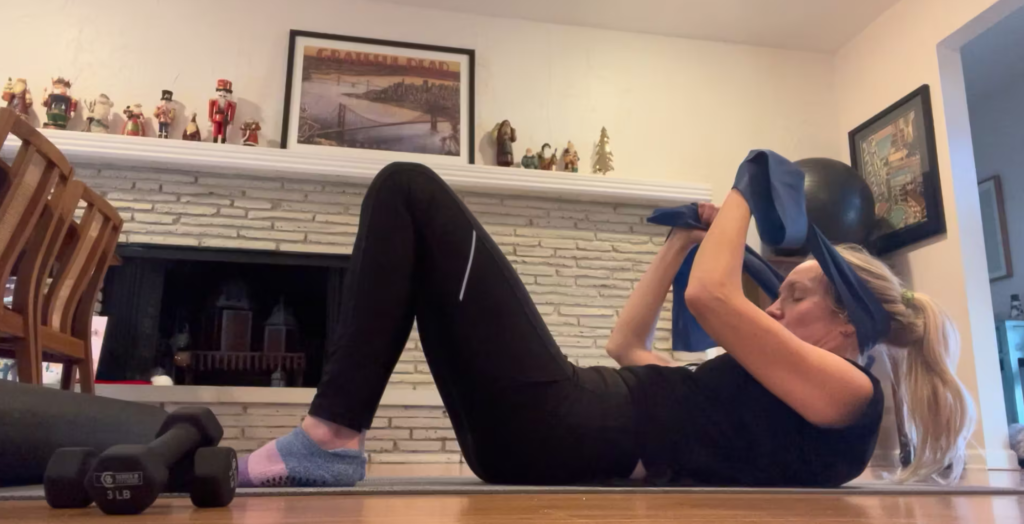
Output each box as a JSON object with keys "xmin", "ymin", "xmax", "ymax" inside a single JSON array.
[{"xmin": 3, "ymin": 476, "xmax": 1024, "ymax": 501}]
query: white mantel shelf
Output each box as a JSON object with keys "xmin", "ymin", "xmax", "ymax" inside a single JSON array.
[
  {"xmin": 94, "ymin": 384, "xmax": 444, "ymax": 407},
  {"xmin": 5, "ymin": 130, "xmax": 711, "ymax": 206}
]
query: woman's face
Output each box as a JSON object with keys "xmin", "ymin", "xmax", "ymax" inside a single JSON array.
[{"xmin": 765, "ymin": 260, "xmax": 853, "ymax": 354}]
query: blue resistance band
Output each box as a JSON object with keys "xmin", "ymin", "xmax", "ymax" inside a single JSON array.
[{"xmin": 648, "ymin": 150, "xmax": 891, "ymax": 353}]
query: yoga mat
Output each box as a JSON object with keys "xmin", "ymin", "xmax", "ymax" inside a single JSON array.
[
  {"xmin": 4, "ymin": 476, "xmax": 1024, "ymax": 501},
  {"xmin": 0, "ymin": 380, "xmax": 167, "ymax": 487}
]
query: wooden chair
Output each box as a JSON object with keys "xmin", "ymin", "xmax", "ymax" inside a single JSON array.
[
  {"xmin": 0, "ymin": 108, "xmax": 76, "ymax": 386},
  {"xmin": 34, "ymin": 183, "xmax": 124, "ymax": 393}
]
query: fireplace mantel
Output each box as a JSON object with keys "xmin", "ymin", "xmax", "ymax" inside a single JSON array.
[{"xmin": 4, "ymin": 131, "xmax": 711, "ymax": 206}]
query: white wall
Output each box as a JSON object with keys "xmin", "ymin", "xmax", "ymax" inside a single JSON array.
[
  {"xmin": 967, "ymin": 73, "xmax": 1024, "ymax": 319},
  {"xmin": 835, "ymin": 0, "xmax": 1024, "ymax": 467},
  {"xmin": 3, "ymin": 0, "xmax": 838, "ymax": 199}
]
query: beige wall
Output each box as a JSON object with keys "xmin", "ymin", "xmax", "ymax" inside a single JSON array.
[
  {"xmin": 968, "ymin": 73, "xmax": 1024, "ymax": 319},
  {"xmin": 835, "ymin": 0, "xmax": 1024, "ymax": 466},
  {"xmin": 5, "ymin": 0, "xmax": 837, "ymax": 198}
]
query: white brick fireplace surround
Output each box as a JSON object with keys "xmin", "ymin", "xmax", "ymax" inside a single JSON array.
[{"xmin": 7, "ymin": 132, "xmax": 712, "ymax": 463}]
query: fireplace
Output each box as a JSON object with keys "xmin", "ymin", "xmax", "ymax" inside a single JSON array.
[{"xmin": 96, "ymin": 245, "xmax": 348, "ymax": 388}]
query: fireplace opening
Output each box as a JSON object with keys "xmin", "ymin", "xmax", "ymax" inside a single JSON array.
[{"xmin": 96, "ymin": 245, "xmax": 348, "ymax": 388}]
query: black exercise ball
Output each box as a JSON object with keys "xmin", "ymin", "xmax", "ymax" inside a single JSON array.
[{"xmin": 771, "ymin": 158, "xmax": 876, "ymax": 257}]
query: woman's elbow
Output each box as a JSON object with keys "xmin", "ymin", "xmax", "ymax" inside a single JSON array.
[{"xmin": 684, "ymin": 283, "xmax": 729, "ymax": 318}]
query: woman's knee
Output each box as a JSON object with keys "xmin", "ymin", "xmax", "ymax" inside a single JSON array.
[{"xmin": 370, "ymin": 162, "xmax": 447, "ymax": 193}]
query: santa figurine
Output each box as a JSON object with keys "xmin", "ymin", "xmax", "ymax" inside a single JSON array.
[
  {"xmin": 208, "ymin": 79, "xmax": 236, "ymax": 144},
  {"xmin": 121, "ymin": 104, "xmax": 146, "ymax": 137},
  {"xmin": 41, "ymin": 77, "xmax": 77, "ymax": 130},
  {"xmin": 240, "ymin": 119, "xmax": 261, "ymax": 147},
  {"xmin": 561, "ymin": 141, "xmax": 580, "ymax": 173},
  {"xmin": 182, "ymin": 112, "xmax": 202, "ymax": 141},
  {"xmin": 83, "ymin": 94, "xmax": 114, "ymax": 133},
  {"xmin": 2, "ymin": 78, "xmax": 32, "ymax": 119},
  {"xmin": 153, "ymin": 90, "xmax": 176, "ymax": 139}
]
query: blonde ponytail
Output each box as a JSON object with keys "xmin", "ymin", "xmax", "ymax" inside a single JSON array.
[{"xmin": 835, "ymin": 245, "xmax": 975, "ymax": 483}]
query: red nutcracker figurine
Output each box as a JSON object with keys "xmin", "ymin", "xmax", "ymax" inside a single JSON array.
[{"xmin": 208, "ymin": 79, "xmax": 236, "ymax": 144}]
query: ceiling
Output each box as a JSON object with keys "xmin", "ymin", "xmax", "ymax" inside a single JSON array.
[
  {"xmin": 376, "ymin": 0, "xmax": 902, "ymax": 52},
  {"xmin": 962, "ymin": 5, "xmax": 1024, "ymax": 99}
]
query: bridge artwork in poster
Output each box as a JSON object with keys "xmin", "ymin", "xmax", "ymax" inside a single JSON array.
[{"xmin": 282, "ymin": 30, "xmax": 475, "ymax": 164}]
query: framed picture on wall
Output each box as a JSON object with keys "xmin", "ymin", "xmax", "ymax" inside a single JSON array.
[
  {"xmin": 281, "ymin": 30, "xmax": 475, "ymax": 164},
  {"xmin": 979, "ymin": 175, "xmax": 1013, "ymax": 281},
  {"xmin": 849, "ymin": 85, "xmax": 945, "ymax": 256}
]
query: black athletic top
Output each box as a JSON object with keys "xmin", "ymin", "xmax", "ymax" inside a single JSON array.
[{"xmin": 619, "ymin": 354, "xmax": 883, "ymax": 487}]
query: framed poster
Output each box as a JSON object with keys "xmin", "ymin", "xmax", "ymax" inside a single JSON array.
[
  {"xmin": 849, "ymin": 85, "xmax": 945, "ymax": 255},
  {"xmin": 282, "ymin": 30, "xmax": 475, "ymax": 164},
  {"xmin": 979, "ymin": 175, "xmax": 1013, "ymax": 281}
]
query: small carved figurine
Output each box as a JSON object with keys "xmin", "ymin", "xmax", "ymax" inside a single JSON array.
[
  {"xmin": 121, "ymin": 104, "xmax": 146, "ymax": 137},
  {"xmin": 562, "ymin": 141, "xmax": 580, "ymax": 173},
  {"xmin": 538, "ymin": 143, "xmax": 558, "ymax": 171},
  {"xmin": 153, "ymin": 90, "xmax": 176, "ymax": 139},
  {"xmin": 2, "ymin": 78, "xmax": 32, "ymax": 119},
  {"xmin": 208, "ymin": 79, "xmax": 236, "ymax": 144},
  {"xmin": 83, "ymin": 94, "xmax": 114, "ymax": 133},
  {"xmin": 182, "ymin": 112, "xmax": 202, "ymax": 141},
  {"xmin": 240, "ymin": 119, "xmax": 262, "ymax": 147},
  {"xmin": 521, "ymin": 148, "xmax": 538, "ymax": 169},
  {"xmin": 41, "ymin": 77, "xmax": 77, "ymax": 129},
  {"xmin": 493, "ymin": 120, "xmax": 517, "ymax": 167}
]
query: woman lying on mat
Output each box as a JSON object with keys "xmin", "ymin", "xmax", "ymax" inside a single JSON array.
[{"xmin": 238, "ymin": 157, "xmax": 973, "ymax": 488}]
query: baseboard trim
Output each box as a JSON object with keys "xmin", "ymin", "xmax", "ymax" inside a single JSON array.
[
  {"xmin": 872, "ymin": 449, "xmax": 1019, "ymax": 470},
  {"xmin": 979, "ymin": 449, "xmax": 1019, "ymax": 470}
]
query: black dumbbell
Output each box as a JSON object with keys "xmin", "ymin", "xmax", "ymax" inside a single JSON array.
[
  {"xmin": 191, "ymin": 447, "xmax": 238, "ymax": 508},
  {"xmin": 44, "ymin": 448, "xmax": 98, "ymax": 508},
  {"xmin": 84, "ymin": 407, "xmax": 229, "ymax": 515}
]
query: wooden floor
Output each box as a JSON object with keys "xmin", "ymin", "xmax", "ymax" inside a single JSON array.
[{"xmin": 4, "ymin": 466, "xmax": 1024, "ymax": 523}]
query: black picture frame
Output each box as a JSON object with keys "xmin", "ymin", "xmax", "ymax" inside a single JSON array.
[
  {"xmin": 849, "ymin": 85, "xmax": 945, "ymax": 256},
  {"xmin": 281, "ymin": 29, "xmax": 475, "ymax": 164}
]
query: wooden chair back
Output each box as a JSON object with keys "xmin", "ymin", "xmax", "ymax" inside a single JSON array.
[
  {"xmin": 44, "ymin": 184, "xmax": 123, "ymax": 337},
  {"xmin": 23, "ymin": 182, "xmax": 123, "ymax": 392},
  {"xmin": 0, "ymin": 108, "xmax": 74, "ymax": 294},
  {"xmin": 0, "ymin": 108, "xmax": 76, "ymax": 386}
]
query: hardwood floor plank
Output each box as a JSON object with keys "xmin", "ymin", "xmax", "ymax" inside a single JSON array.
[
  {"xmin": 3, "ymin": 493, "xmax": 1022, "ymax": 523},
  {"xmin": 3, "ymin": 466, "xmax": 1022, "ymax": 523}
]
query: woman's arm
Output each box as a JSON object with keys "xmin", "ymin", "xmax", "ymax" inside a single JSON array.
[
  {"xmin": 685, "ymin": 190, "xmax": 873, "ymax": 427},
  {"xmin": 606, "ymin": 205, "xmax": 716, "ymax": 367}
]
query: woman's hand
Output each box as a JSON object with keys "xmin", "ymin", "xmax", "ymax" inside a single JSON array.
[
  {"xmin": 668, "ymin": 202, "xmax": 720, "ymax": 246},
  {"xmin": 606, "ymin": 201, "xmax": 719, "ymax": 368}
]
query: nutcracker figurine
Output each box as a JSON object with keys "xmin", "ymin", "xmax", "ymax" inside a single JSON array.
[
  {"xmin": 2, "ymin": 78, "xmax": 32, "ymax": 119},
  {"xmin": 153, "ymin": 90, "xmax": 176, "ymax": 139},
  {"xmin": 121, "ymin": 104, "xmax": 146, "ymax": 137},
  {"xmin": 41, "ymin": 77, "xmax": 77, "ymax": 129},
  {"xmin": 208, "ymin": 79, "xmax": 236, "ymax": 144},
  {"xmin": 240, "ymin": 119, "xmax": 261, "ymax": 147},
  {"xmin": 83, "ymin": 94, "xmax": 114, "ymax": 133},
  {"xmin": 182, "ymin": 112, "xmax": 202, "ymax": 141}
]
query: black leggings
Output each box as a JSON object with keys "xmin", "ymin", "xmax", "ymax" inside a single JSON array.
[{"xmin": 308, "ymin": 163, "xmax": 638, "ymax": 485}]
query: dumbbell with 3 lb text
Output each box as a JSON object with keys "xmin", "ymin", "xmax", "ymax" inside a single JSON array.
[
  {"xmin": 44, "ymin": 407, "xmax": 237, "ymax": 514},
  {"xmin": 87, "ymin": 407, "xmax": 235, "ymax": 514}
]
